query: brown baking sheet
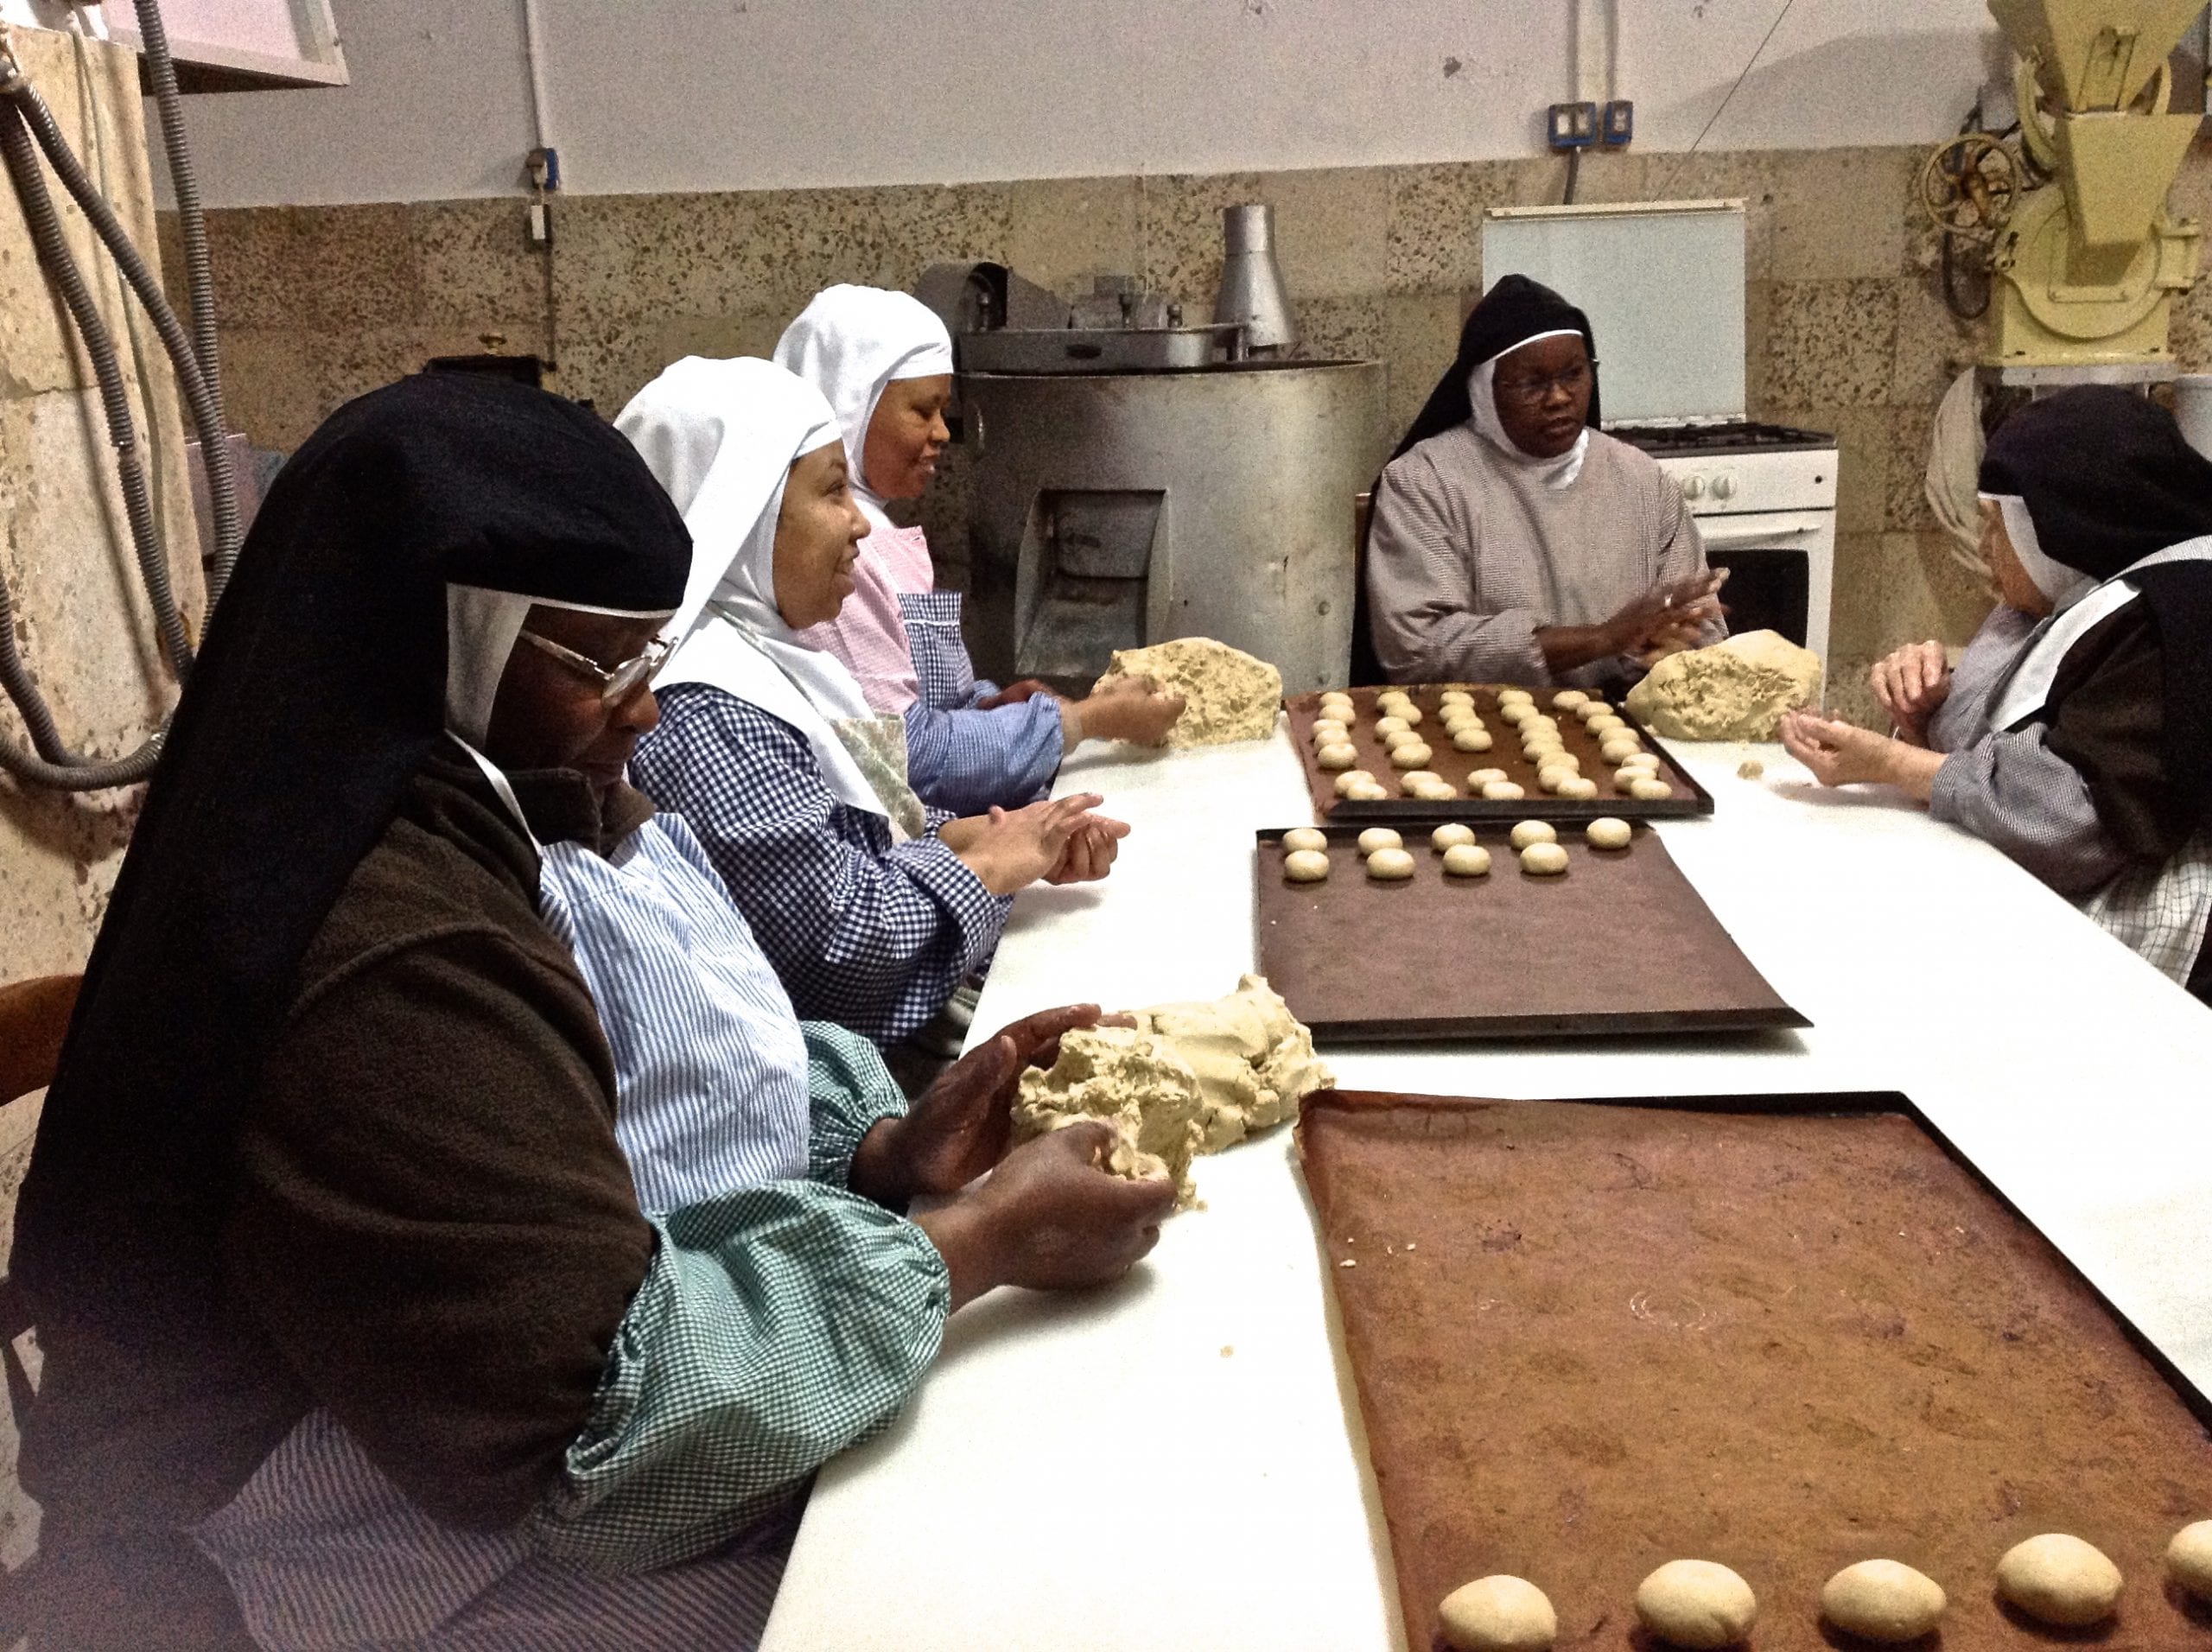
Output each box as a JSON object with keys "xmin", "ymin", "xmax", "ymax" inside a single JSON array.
[
  {"xmin": 1255, "ymin": 823, "xmax": 1803, "ymax": 1039},
  {"xmin": 1299, "ymin": 1090, "xmax": 2212, "ymax": 1652},
  {"xmin": 1288, "ymin": 685, "xmax": 1714, "ymax": 823}
]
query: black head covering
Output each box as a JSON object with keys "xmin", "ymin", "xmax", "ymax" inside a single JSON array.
[
  {"xmin": 15, "ymin": 374, "xmax": 690, "ymax": 1351},
  {"xmin": 1390, "ymin": 273, "xmax": 1602, "ymax": 463},
  {"xmin": 1352, "ymin": 276, "xmax": 1604, "ymax": 682},
  {"xmin": 1980, "ymin": 385, "xmax": 2212, "ymax": 819}
]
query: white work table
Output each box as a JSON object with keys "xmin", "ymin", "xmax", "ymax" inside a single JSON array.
[{"xmin": 761, "ymin": 726, "xmax": 2212, "ymax": 1652}]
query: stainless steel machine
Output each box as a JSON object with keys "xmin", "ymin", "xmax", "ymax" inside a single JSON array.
[{"xmin": 920, "ymin": 206, "xmax": 1387, "ymax": 694}]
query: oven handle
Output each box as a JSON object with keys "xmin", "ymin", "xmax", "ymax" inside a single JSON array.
[{"xmin": 1695, "ymin": 511, "xmax": 1831, "ymax": 548}]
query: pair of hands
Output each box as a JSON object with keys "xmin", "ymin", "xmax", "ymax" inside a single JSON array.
[
  {"xmin": 976, "ymin": 674, "xmax": 1188, "ymax": 749},
  {"xmin": 1609, "ymin": 568, "xmax": 1730, "ymax": 664},
  {"xmin": 1775, "ymin": 638, "xmax": 1955, "ymax": 798},
  {"xmin": 1868, "ymin": 639, "xmax": 1950, "ymax": 747},
  {"xmin": 849, "ymin": 1005, "xmax": 1174, "ymax": 1307},
  {"xmin": 940, "ymin": 792, "xmax": 1131, "ymax": 895}
]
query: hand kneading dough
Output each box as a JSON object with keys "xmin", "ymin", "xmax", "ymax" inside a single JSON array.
[
  {"xmin": 1431, "ymin": 823, "xmax": 1476, "ymax": 850},
  {"xmin": 1996, "ymin": 1534, "xmax": 2121, "ymax": 1627},
  {"xmin": 1357, "ymin": 828, "xmax": 1402, "ymax": 855},
  {"xmin": 1453, "ymin": 728, "xmax": 1496, "ymax": 753},
  {"xmin": 1318, "ymin": 742, "xmax": 1358, "ymax": 770},
  {"xmin": 1635, "ymin": 1560, "xmax": 1757, "ymax": 1649},
  {"xmin": 1281, "ymin": 828, "xmax": 1328, "ymax": 854},
  {"xmin": 1333, "ymin": 768, "xmax": 1376, "ymax": 797},
  {"xmin": 1483, "ymin": 780, "xmax": 1527, "ymax": 801},
  {"xmin": 1439, "ymin": 1574, "xmax": 1556, "ymax": 1652},
  {"xmin": 1282, "ymin": 848, "xmax": 1330, "ymax": 881},
  {"xmin": 1441, "ymin": 843, "xmax": 1491, "ymax": 877},
  {"xmin": 1624, "ymin": 628, "xmax": 1822, "ymax": 740},
  {"xmin": 1821, "ymin": 1560, "xmax": 1945, "ymax": 1643},
  {"xmin": 1519, "ymin": 842, "xmax": 1568, "ymax": 875},
  {"xmin": 1094, "ymin": 636, "xmax": 1279, "ymax": 746},
  {"xmin": 1366, "ymin": 847, "xmax": 1415, "ymax": 880},
  {"xmin": 1586, "ymin": 817, "xmax": 1631, "ymax": 849},
  {"xmin": 1509, "ymin": 820, "xmax": 1557, "ymax": 848},
  {"xmin": 2168, "ymin": 1520, "xmax": 2212, "ymax": 1599},
  {"xmin": 1389, "ymin": 741, "xmax": 1433, "ymax": 769}
]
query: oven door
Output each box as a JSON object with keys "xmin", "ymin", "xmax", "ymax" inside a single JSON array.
[{"xmin": 1692, "ymin": 509, "xmax": 1834, "ymax": 667}]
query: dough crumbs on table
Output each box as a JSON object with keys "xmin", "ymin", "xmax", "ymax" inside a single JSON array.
[
  {"xmin": 1093, "ymin": 636, "xmax": 1281, "ymax": 746},
  {"xmin": 1626, "ymin": 628, "xmax": 1822, "ymax": 740},
  {"xmin": 1010, "ymin": 975, "xmax": 1331, "ymax": 1206},
  {"xmin": 1219, "ymin": 1345, "xmax": 1233, "ymax": 1357},
  {"xmin": 1737, "ymin": 757, "xmax": 1765, "ymax": 779}
]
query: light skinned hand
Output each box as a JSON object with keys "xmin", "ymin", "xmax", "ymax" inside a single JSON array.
[
  {"xmin": 1043, "ymin": 816, "xmax": 1130, "ymax": 884},
  {"xmin": 1065, "ymin": 683, "xmax": 1186, "ymax": 747},
  {"xmin": 976, "ymin": 677, "xmax": 1054, "ymax": 709},
  {"xmin": 1868, "ymin": 639, "xmax": 1950, "ymax": 746},
  {"xmin": 952, "ymin": 791, "xmax": 1110, "ymax": 894},
  {"xmin": 1778, "ymin": 709, "xmax": 1904, "ymax": 786}
]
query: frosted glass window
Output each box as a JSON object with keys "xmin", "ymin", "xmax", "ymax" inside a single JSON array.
[{"xmin": 1481, "ymin": 204, "xmax": 1746, "ymax": 426}]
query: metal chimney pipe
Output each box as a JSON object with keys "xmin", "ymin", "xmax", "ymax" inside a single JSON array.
[{"xmin": 1214, "ymin": 202, "xmax": 1296, "ymax": 354}]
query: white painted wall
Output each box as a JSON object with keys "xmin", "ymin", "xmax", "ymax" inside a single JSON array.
[{"xmin": 161, "ymin": 0, "xmax": 2006, "ymax": 208}]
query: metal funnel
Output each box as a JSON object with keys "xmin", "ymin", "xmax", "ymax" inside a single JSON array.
[{"xmin": 1214, "ymin": 203, "xmax": 1297, "ymax": 353}]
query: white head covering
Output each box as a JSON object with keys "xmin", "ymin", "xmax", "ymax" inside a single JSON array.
[
  {"xmin": 1469, "ymin": 327, "xmax": 1591, "ymax": 491},
  {"xmin": 616, "ymin": 355, "xmax": 894, "ymax": 818},
  {"xmin": 773, "ymin": 284, "xmax": 956, "ymax": 530},
  {"xmin": 1977, "ymin": 492, "xmax": 2094, "ymax": 608}
]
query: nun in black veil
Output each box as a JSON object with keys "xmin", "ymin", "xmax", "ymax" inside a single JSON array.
[{"xmin": 1357, "ymin": 274, "xmax": 1726, "ymax": 688}]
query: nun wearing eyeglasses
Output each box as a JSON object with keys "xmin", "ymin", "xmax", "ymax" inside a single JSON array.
[
  {"xmin": 1360, "ymin": 275, "xmax": 1726, "ymax": 688},
  {"xmin": 1780, "ymin": 387, "xmax": 2212, "ymax": 1002}
]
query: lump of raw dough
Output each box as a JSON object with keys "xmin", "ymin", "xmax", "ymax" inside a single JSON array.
[
  {"xmin": 1282, "ymin": 848, "xmax": 1330, "ymax": 881},
  {"xmin": 1635, "ymin": 1560, "xmax": 1757, "ymax": 1649},
  {"xmin": 1483, "ymin": 780, "xmax": 1526, "ymax": 801},
  {"xmin": 1821, "ymin": 1560, "xmax": 1945, "ymax": 1643},
  {"xmin": 1439, "ymin": 1574, "xmax": 1556, "ymax": 1652},
  {"xmin": 1552, "ymin": 689, "xmax": 1588, "ymax": 712},
  {"xmin": 1519, "ymin": 842, "xmax": 1568, "ymax": 875},
  {"xmin": 1996, "ymin": 1534, "xmax": 2121, "ymax": 1627},
  {"xmin": 1367, "ymin": 847, "xmax": 1415, "ymax": 880},
  {"xmin": 1013, "ymin": 975, "xmax": 1331, "ymax": 1204},
  {"xmin": 1629, "ymin": 778, "xmax": 1674, "ymax": 800},
  {"xmin": 1318, "ymin": 742, "xmax": 1358, "ymax": 770},
  {"xmin": 1095, "ymin": 636, "xmax": 1281, "ymax": 747},
  {"xmin": 1345, "ymin": 780, "xmax": 1389, "ymax": 800},
  {"xmin": 1431, "ymin": 823, "xmax": 1476, "ymax": 850},
  {"xmin": 1333, "ymin": 768, "xmax": 1376, "ymax": 797},
  {"xmin": 1357, "ymin": 827, "xmax": 1402, "ymax": 855},
  {"xmin": 1497, "ymin": 687, "xmax": 1534, "ymax": 704},
  {"xmin": 1586, "ymin": 817, "xmax": 1631, "ymax": 849},
  {"xmin": 1599, "ymin": 735, "xmax": 1643, "ymax": 764},
  {"xmin": 1375, "ymin": 715, "xmax": 1410, "ymax": 739},
  {"xmin": 1452, "ymin": 727, "xmax": 1495, "ymax": 753},
  {"xmin": 1509, "ymin": 820, "xmax": 1556, "ymax": 848},
  {"xmin": 1282, "ymin": 827, "xmax": 1328, "ymax": 853},
  {"xmin": 1736, "ymin": 757, "xmax": 1765, "ymax": 780},
  {"xmin": 1442, "ymin": 843, "xmax": 1491, "ymax": 877},
  {"xmin": 2168, "ymin": 1520, "xmax": 2212, "ymax": 1600},
  {"xmin": 1389, "ymin": 741, "xmax": 1433, "ymax": 769},
  {"xmin": 1625, "ymin": 628, "xmax": 1823, "ymax": 741},
  {"xmin": 1557, "ymin": 776, "xmax": 1599, "ymax": 800},
  {"xmin": 1311, "ymin": 718, "xmax": 1348, "ymax": 743}
]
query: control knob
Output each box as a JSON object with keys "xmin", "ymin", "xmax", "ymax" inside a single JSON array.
[
  {"xmin": 1711, "ymin": 472, "xmax": 1738, "ymax": 501},
  {"xmin": 1678, "ymin": 473, "xmax": 1705, "ymax": 500}
]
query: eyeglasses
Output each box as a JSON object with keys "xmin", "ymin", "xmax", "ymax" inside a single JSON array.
[
  {"xmin": 516, "ymin": 629, "xmax": 672, "ymax": 703},
  {"xmin": 1495, "ymin": 359, "xmax": 1596, "ymax": 405}
]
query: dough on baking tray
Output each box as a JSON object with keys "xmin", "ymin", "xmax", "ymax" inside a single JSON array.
[
  {"xmin": 1395, "ymin": 703, "xmax": 1424, "ymax": 725},
  {"xmin": 1634, "ymin": 1560, "xmax": 1757, "ymax": 1649},
  {"xmin": 1995, "ymin": 1534, "xmax": 2120, "ymax": 1627},
  {"xmin": 1311, "ymin": 719, "xmax": 1348, "ymax": 744},
  {"xmin": 2168, "ymin": 1521, "xmax": 2212, "ymax": 1600},
  {"xmin": 1625, "ymin": 628, "xmax": 1821, "ymax": 740},
  {"xmin": 1468, "ymin": 767, "xmax": 1508, "ymax": 785},
  {"xmin": 1537, "ymin": 765, "xmax": 1579, "ymax": 794},
  {"xmin": 1452, "ymin": 728, "xmax": 1495, "ymax": 753},
  {"xmin": 1333, "ymin": 769, "xmax": 1376, "ymax": 797},
  {"xmin": 1375, "ymin": 715, "xmax": 1410, "ymax": 739},
  {"xmin": 1357, "ymin": 827, "xmax": 1402, "ymax": 855},
  {"xmin": 1556, "ymin": 776, "xmax": 1599, "ymax": 800},
  {"xmin": 1441, "ymin": 843, "xmax": 1492, "ymax": 877},
  {"xmin": 1509, "ymin": 821, "xmax": 1557, "ymax": 849},
  {"xmin": 1438, "ymin": 1574, "xmax": 1555, "ymax": 1652},
  {"xmin": 1366, "ymin": 847, "xmax": 1415, "ymax": 880},
  {"xmin": 1586, "ymin": 713, "xmax": 1625, "ymax": 735},
  {"xmin": 1618, "ymin": 750, "xmax": 1661, "ymax": 772},
  {"xmin": 1094, "ymin": 637, "xmax": 1280, "ymax": 746},
  {"xmin": 1585, "ymin": 817, "xmax": 1631, "ymax": 850},
  {"xmin": 1483, "ymin": 780, "xmax": 1526, "ymax": 801},
  {"xmin": 1282, "ymin": 848, "xmax": 1330, "ymax": 881},
  {"xmin": 1431, "ymin": 823, "xmax": 1476, "ymax": 850},
  {"xmin": 1345, "ymin": 780, "xmax": 1389, "ymax": 800},
  {"xmin": 1820, "ymin": 1560, "xmax": 1945, "ymax": 1644},
  {"xmin": 1629, "ymin": 778, "xmax": 1674, "ymax": 800},
  {"xmin": 1600, "ymin": 736, "xmax": 1643, "ymax": 765},
  {"xmin": 1318, "ymin": 742, "xmax": 1359, "ymax": 770},
  {"xmin": 1518, "ymin": 842, "xmax": 1568, "ymax": 875},
  {"xmin": 1389, "ymin": 741, "xmax": 1433, "ymax": 769},
  {"xmin": 1497, "ymin": 687, "xmax": 1534, "ymax": 703},
  {"xmin": 1013, "ymin": 975, "xmax": 1331, "ymax": 1204},
  {"xmin": 1281, "ymin": 827, "xmax": 1328, "ymax": 854},
  {"xmin": 1551, "ymin": 689, "xmax": 1588, "ymax": 712}
]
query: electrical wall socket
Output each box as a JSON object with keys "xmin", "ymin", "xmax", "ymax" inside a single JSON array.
[
  {"xmin": 1547, "ymin": 101, "xmax": 1599, "ymax": 149},
  {"xmin": 1602, "ymin": 99, "xmax": 1635, "ymax": 146}
]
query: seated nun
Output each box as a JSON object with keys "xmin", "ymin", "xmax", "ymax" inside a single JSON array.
[
  {"xmin": 774, "ymin": 284, "xmax": 1185, "ymax": 813},
  {"xmin": 1780, "ymin": 387, "xmax": 2212, "ymax": 1002},
  {"xmin": 621, "ymin": 357, "xmax": 1125, "ymax": 1055},
  {"xmin": 1362, "ymin": 274, "xmax": 1726, "ymax": 689},
  {"xmin": 10, "ymin": 375, "xmax": 1172, "ymax": 1651}
]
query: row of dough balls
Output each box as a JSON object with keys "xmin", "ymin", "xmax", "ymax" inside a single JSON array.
[
  {"xmin": 1280, "ymin": 820, "xmax": 1630, "ymax": 882},
  {"xmin": 1316, "ymin": 700, "xmax": 1672, "ymax": 801},
  {"xmin": 1440, "ymin": 1527, "xmax": 2212, "ymax": 1651}
]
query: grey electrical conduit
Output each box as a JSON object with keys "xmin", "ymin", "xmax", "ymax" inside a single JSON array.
[{"xmin": 0, "ymin": 7, "xmax": 240, "ymax": 791}]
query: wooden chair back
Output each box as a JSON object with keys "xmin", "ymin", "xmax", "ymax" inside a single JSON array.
[{"xmin": 0, "ymin": 975, "xmax": 78, "ymax": 1107}]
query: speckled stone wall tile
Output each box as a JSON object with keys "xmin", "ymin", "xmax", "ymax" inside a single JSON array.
[
  {"xmin": 410, "ymin": 199, "xmax": 551, "ymax": 337},
  {"xmin": 1137, "ymin": 171, "xmax": 1263, "ymax": 311},
  {"xmin": 1379, "ymin": 291, "xmax": 1463, "ymax": 439},
  {"xmin": 1637, "ymin": 149, "xmax": 1781, "ymax": 279},
  {"xmin": 1885, "ymin": 404, "xmax": 1938, "ymax": 531},
  {"xmin": 1826, "ymin": 530, "xmax": 1891, "ymax": 664},
  {"xmin": 1763, "ymin": 403, "xmax": 1891, "ymax": 536},
  {"xmin": 868, "ymin": 181, "xmax": 1014, "ymax": 292},
  {"xmin": 214, "ymin": 327, "xmax": 340, "ymax": 451},
  {"xmin": 1006, "ymin": 176, "xmax": 1142, "ymax": 297},
  {"xmin": 1742, "ymin": 279, "xmax": 1772, "ymax": 411},
  {"xmin": 1889, "ymin": 271, "xmax": 1982, "ymax": 406},
  {"xmin": 1260, "ymin": 168, "xmax": 1388, "ymax": 300},
  {"xmin": 1765, "ymin": 279, "xmax": 1898, "ymax": 408},
  {"xmin": 1772, "ymin": 148, "xmax": 1911, "ymax": 282},
  {"xmin": 1382, "ymin": 160, "xmax": 1522, "ymax": 294},
  {"xmin": 1567, "ymin": 152, "xmax": 1649, "ymax": 206},
  {"xmin": 298, "ymin": 204, "xmax": 426, "ymax": 331},
  {"xmin": 1294, "ymin": 295, "xmax": 1385, "ymax": 365}
]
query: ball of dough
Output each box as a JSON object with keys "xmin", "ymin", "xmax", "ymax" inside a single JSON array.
[
  {"xmin": 1389, "ymin": 741, "xmax": 1434, "ymax": 770},
  {"xmin": 1438, "ymin": 1573, "xmax": 1555, "ymax": 1651},
  {"xmin": 1375, "ymin": 715, "xmax": 1409, "ymax": 738},
  {"xmin": 1821, "ymin": 1560, "xmax": 1946, "ymax": 1643},
  {"xmin": 1630, "ymin": 778, "xmax": 1674, "ymax": 801},
  {"xmin": 1346, "ymin": 780, "xmax": 1390, "ymax": 801},
  {"xmin": 1431, "ymin": 823, "xmax": 1476, "ymax": 850},
  {"xmin": 1611, "ymin": 766, "xmax": 1647, "ymax": 790},
  {"xmin": 1600, "ymin": 736, "xmax": 1643, "ymax": 764},
  {"xmin": 1482, "ymin": 780, "xmax": 1527, "ymax": 801},
  {"xmin": 1311, "ymin": 719, "xmax": 1348, "ymax": 744},
  {"xmin": 1586, "ymin": 713, "xmax": 1626, "ymax": 735},
  {"xmin": 1441, "ymin": 842, "xmax": 1493, "ymax": 877},
  {"xmin": 1736, "ymin": 757, "xmax": 1765, "ymax": 780},
  {"xmin": 1468, "ymin": 767, "xmax": 1508, "ymax": 785},
  {"xmin": 1634, "ymin": 1560, "xmax": 1757, "ymax": 1649},
  {"xmin": 1518, "ymin": 842, "xmax": 1568, "ymax": 876},
  {"xmin": 1441, "ymin": 710, "xmax": 1483, "ymax": 734},
  {"xmin": 1522, "ymin": 712, "xmax": 1559, "ymax": 731},
  {"xmin": 1332, "ymin": 768, "xmax": 1376, "ymax": 797},
  {"xmin": 1557, "ymin": 776, "xmax": 1599, "ymax": 800},
  {"xmin": 1282, "ymin": 827, "xmax": 1329, "ymax": 854},
  {"xmin": 1397, "ymin": 704, "xmax": 1424, "ymax": 726},
  {"xmin": 1366, "ymin": 847, "xmax": 1415, "ymax": 880},
  {"xmin": 1551, "ymin": 689, "xmax": 1589, "ymax": 711},
  {"xmin": 1497, "ymin": 687, "xmax": 1534, "ymax": 704},
  {"xmin": 1319, "ymin": 700, "xmax": 1355, "ymax": 721},
  {"xmin": 1579, "ymin": 697, "xmax": 1611, "ymax": 715},
  {"xmin": 1996, "ymin": 1534, "xmax": 2121, "ymax": 1627},
  {"xmin": 1618, "ymin": 750, "xmax": 1662, "ymax": 773},
  {"xmin": 1510, "ymin": 820, "xmax": 1557, "ymax": 849},
  {"xmin": 1408, "ymin": 778, "xmax": 1459, "ymax": 799},
  {"xmin": 1586, "ymin": 817, "xmax": 1632, "ymax": 850},
  {"xmin": 1522, "ymin": 740, "xmax": 1566, "ymax": 763},
  {"xmin": 1357, "ymin": 828, "xmax": 1403, "ymax": 855},
  {"xmin": 1282, "ymin": 848, "xmax": 1331, "ymax": 882},
  {"xmin": 1537, "ymin": 766, "xmax": 1580, "ymax": 794},
  {"xmin": 2167, "ymin": 1520, "xmax": 2212, "ymax": 1600},
  {"xmin": 1439, "ymin": 689, "xmax": 1475, "ymax": 706},
  {"xmin": 1498, "ymin": 702, "xmax": 1534, "ymax": 726},
  {"xmin": 1453, "ymin": 728, "xmax": 1496, "ymax": 753},
  {"xmin": 1318, "ymin": 741, "xmax": 1360, "ymax": 771},
  {"xmin": 1376, "ymin": 693, "xmax": 1414, "ymax": 715}
]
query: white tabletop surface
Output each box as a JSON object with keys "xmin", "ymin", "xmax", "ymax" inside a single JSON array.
[{"xmin": 760, "ymin": 725, "xmax": 2212, "ymax": 1652}]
